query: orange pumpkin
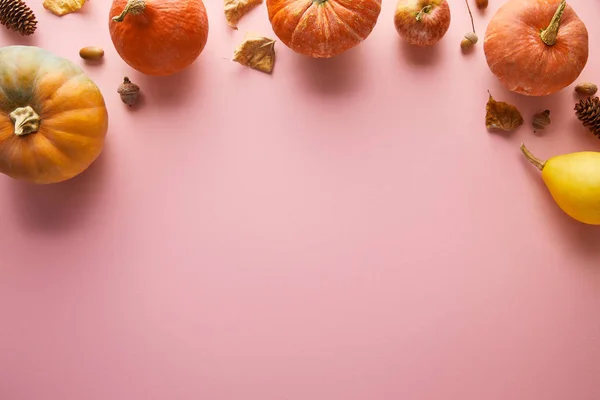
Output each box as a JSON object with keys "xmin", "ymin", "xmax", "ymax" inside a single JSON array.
[
  {"xmin": 266, "ymin": 0, "xmax": 382, "ymax": 58},
  {"xmin": 108, "ymin": 0, "xmax": 209, "ymax": 76},
  {"xmin": 483, "ymin": 0, "xmax": 588, "ymax": 96},
  {"xmin": 0, "ymin": 46, "xmax": 108, "ymax": 184}
]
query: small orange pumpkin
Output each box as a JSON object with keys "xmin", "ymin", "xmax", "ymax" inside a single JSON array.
[
  {"xmin": 484, "ymin": 0, "xmax": 588, "ymax": 96},
  {"xmin": 108, "ymin": 0, "xmax": 209, "ymax": 76},
  {"xmin": 0, "ymin": 46, "xmax": 108, "ymax": 184},
  {"xmin": 266, "ymin": 0, "xmax": 382, "ymax": 58}
]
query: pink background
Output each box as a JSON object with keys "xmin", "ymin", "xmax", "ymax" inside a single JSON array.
[{"xmin": 2, "ymin": 0, "xmax": 600, "ymax": 399}]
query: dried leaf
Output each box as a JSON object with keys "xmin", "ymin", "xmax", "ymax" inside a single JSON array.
[
  {"xmin": 485, "ymin": 91, "xmax": 524, "ymax": 131},
  {"xmin": 532, "ymin": 109, "xmax": 551, "ymax": 132},
  {"xmin": 224, "ymin": 0, "xmax": 262, "ymax": 28},
  {"xmin": 43, "ymin": 0, "xmax": 86, "ymax": 16},
  {"xmin": 233, "ymin": 33, "xmax": 275, "ymax": 74}
]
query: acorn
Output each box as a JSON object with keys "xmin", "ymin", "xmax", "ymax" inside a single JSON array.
[
  {"xmin": 475, "ymin": 0, "xmax": 488, "ymax": 10},
  {"xmin": 79, "ymin": 46, "xmax": 104, "ymax": 61},
  {"xmin": 575, "ymin": 82, "xmax": 598, "ymax": 96},
  {"xmin": 117, "ymin": 77, "xmax": 140, "ymax": 106},
  {"xmin": 461, "ymin": 32, "xmax": 478, "ymax": 51}
]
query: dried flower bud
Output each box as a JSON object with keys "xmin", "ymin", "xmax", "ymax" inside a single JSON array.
[
  {"xmin": 475, "ymin": 0, "xmax": 488, "ymax": 10},
  {"xmin": 575, "ymin": 82, "xmax": 598, "ymax": 96},
  {"xmin": 117, "ymin": 77, "xmax": 140, "ymax": 107},
  {"xmin": 461, "ymin": 32, "xmax": 478, "ymax": 51},
  {"xmin": 532, "ymin": 110, "xmax": 551, "ymax": 132}
]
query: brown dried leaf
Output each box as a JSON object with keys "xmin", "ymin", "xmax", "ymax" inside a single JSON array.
[
  {"xmin": 43, "ymin": 0, "xmax": 86, "ymax": 16},
  {"xmin": 485, "ymin": 91, "xmax": 524, "ymax": 131},
  {"xmin": 233, "ymin": 33, "xmax": 275, "ymax": 74},
  {"xmin": 532, "ymin": 109, "xmax": 551, "ymax": 132},
  {"xmin": 224, "ymin": 0, "xmax": 262, "ymax": 28}
]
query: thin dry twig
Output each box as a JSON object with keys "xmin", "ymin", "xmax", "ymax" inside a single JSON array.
[{"xmin": 465, "ymin": 0, "xmax": 475, "ymax": 33}]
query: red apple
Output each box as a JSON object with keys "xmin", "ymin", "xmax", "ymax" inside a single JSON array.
[{"xmin": 394, "ymin": 0, "xmax": 451, "ymax": 47}]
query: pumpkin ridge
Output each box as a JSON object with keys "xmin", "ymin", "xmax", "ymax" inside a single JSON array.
[
  {"xmin": 2, "ymin": 135, "xmax": 43, "ymax": 181},
  {"xmin": 0, "ymin": 122, "xmax": 12, "ymax": 141},
  {"xmin": 51, "ymin": 70, "xmax": 85, "ymax": 94},
  {"xmin": 290, "ymin": 3, "xmax": 322, "ymax": 49},
  {"xmin": 290, "ymin": 0, "xmax": 338, "ymax": 54},
  {"xmin": 37, "ymin": 73, "xmax": 94, "ymax": 116},
  {"xmin": 317, "ymin": 3, "xmax": 332, "ymax": 51},
  {"xmin": 40, "ymin": 126, "xmax": 98, "ymax": 145},
  {"xmin": 25, "ymin": 53, "xmax": 54, "ymax": 108},
  {"xmin": 31, "ymin": 128, "xmax": 103, "ymax": 183},
  {"xmin": 0, "ymin": 80, "xmax": 10, "ymax": 108},
  {"xmin": 272, "ymin": 0, "xmax": 312, "ymax": 20},
  {"xmin": 325, "ymin": 2, "xmax": 364, "ymax": 42},
  {"xmin": 38, "ymin": 125, "xmax": 99, "ymax": 162},
  {"xmin": 0, "ymin": 136, "xmax": 16, "ymax": 170},
  {"xmin": 42, "ymin": 105, "xmax": 103, "ymax": 120},
  {"xmin": 33, "ymin": 130, "xmax": 72, "ymax": 168},
  {"xmin": 40, "ymin": 106, "xmax": 108, "ymax": 142},
  {"xmin": 334, "ymin": 0, "xmax": 379, "ymax": 17},
  {"xmin": 34, "ymin": 71, "xmax": 85, "ymax": 105}
]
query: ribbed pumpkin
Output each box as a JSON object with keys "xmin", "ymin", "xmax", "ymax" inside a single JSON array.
[
  {"xmin": 266, "ymin": 0, "xmax": 382, "ymax": 58},
  {"xmin": 108, "ymin": 0, "xmax": 209, "ymax": 76},
  {"xmin": 0, "ymin": 46, "xmax": 108, "ymax": 184}
]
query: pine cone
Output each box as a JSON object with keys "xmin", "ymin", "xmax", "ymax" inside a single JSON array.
[
  {"xmin": 0, "ymin": 0, "xmax": 37, "ymax": 36},
  {"xmin": 575, "ymin": 96, "xmax": 600, "ymax": 138}
]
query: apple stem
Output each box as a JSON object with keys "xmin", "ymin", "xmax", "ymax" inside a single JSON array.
[
  {"xmin": 415, "ymin": 5, "xmax": 432, "ymax": 22},
  {"xmin": 464, "ymin": 0, "xmax": 475, "ymax": 33},
  {"xmin": 520, "ymin": 143, "xmax": 546, "ymax": 171}
]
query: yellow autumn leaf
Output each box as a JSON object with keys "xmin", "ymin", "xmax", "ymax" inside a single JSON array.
[
  {"xmin": 233, "ymin": 33, "xmax": 276, "ymax": 74},
  {"xmin": 43, "ymin": 0, "xmax": 87, "ymax": 16},
  {"xmin": 224, "ymin": 0, "xmax": 263, "ymax": 28}
]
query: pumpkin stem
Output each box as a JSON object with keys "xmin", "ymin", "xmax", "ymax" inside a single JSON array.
[
  {"xmin": 415, "ymin": 5, "xmax": 432, "ymax": 22},
  {"xmin": 112, "ymin": 0, "xmax": 146, "ymax": 23},
  {"xmin": 539, "ymin": 0, "xmax": 566, "ymax": 46},
  {"xmin": 9, "ymin": 106, "xmax": 40, "ymax": 136},
  {"xmin": 520, "ymin": 143, "xmax": 546, "ymax": 171}
]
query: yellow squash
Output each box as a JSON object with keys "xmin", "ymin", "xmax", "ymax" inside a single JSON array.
[{"xmin": 521, "ymin": 143, "xmax": 600, "ymax": 225}]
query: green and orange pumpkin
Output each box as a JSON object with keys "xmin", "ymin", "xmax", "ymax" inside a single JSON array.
[{"xmin": 0, "ymin": 45, "xmax": 108, "ymax": 184}]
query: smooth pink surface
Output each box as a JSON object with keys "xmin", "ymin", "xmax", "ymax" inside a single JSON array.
[{"xmin": 1, "ymin": 1, "xmax": 600, "ymax": 399}]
